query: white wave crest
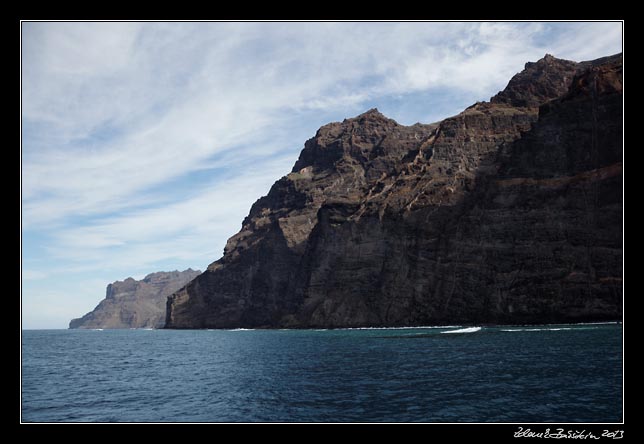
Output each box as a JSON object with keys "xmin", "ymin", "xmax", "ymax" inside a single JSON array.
[
  {"xmin": 441, "ymin": 326, "xmax": 482, "ymax": 334},
  {"xmin": 339, "ymin": 325, "xmax": 462, "ymax": 331},
  {"xmin": 500, "ymin": 327, "xmax": 599, "ymax": 332}
]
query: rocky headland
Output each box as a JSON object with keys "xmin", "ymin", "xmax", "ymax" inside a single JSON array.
[{"xmin": 69, "ymin": 269, "xmax": 201, "ymax": 329}]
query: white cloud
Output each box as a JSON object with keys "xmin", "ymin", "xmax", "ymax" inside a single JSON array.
[
  {"xmin": 548, "ymin": 22, "xmax": 623, "ymax": 62},
  {"xmin": 21, "ymin": 21, "xmax": 623, "ymax": 328},
  {"xmin": 47, "ymin": 154, "xmax": 292, "ymax": 269}
]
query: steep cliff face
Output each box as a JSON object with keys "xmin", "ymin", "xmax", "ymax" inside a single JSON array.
[
  {"xmin": 166, "ymin": 53, "xmax": 622, "ymax": 329},
  {"xmin": 69, "ymin": 269, "xmax": 200, "ymax": 329}
]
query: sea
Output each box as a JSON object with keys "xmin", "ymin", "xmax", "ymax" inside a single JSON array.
[{"xmin": 21, "ymin": 323, "xmax": 622, "ymax": 423}]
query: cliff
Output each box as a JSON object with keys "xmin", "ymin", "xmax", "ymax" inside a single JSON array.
[
  {"xmin": 166, "ymin": 53, "xmax": 622, "ymax": 329},
  {"xmin": 69, "ymin": 269, "xmax": 201, "ymax": 329}
]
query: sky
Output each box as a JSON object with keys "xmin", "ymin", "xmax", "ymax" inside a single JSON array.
[{"xmin": 21, "ymin": 21, "xmax": 623, "ymax": 329}]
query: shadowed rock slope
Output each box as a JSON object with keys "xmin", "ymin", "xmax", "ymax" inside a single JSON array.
[
  {"xmin": 166, "ymin": 53, "xmax": 622, "ymax": 329},
  {"xmin": 69, "ymin": 269, "xmax": 201, "ymax": 329}
]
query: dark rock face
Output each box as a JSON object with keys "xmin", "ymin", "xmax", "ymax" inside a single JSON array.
[
  {"xmin": 69, "ymin": 269, "xmax": 201, "ymax": 329},
  {"xmin": 490, "ymin": 54, "xmax": 580, "ymax": 108},
  {"xmin": 166, "ymin": 53, "xmax": 622, "ymax": 329}
]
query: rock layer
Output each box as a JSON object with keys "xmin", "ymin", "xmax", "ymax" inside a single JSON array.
[
  {"xmin": 69, "ymin": 269, "xmax": 201, "ymax": 329},
  {"xmin": 166, "ymin": 53, "xmax": 622, "ymax": 329}
]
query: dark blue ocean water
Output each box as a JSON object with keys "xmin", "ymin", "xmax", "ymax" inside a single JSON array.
[{"xmin": 21, "ymin": 324, "xmax": 622, "ymax": 423}]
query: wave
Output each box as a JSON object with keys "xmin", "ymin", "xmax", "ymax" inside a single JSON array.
[
  {"xmin": 441, "ymin": 326, "xmax": 482, "ymax": 334},
  {"xmin": 227, "ymin": 328, "xmax": 256, "ymax": 331},
  {"xmin": 502, "ymin": 321, "xmax": 620, "ymax": 328},
  {"xmin": 502, "ymin": 328, "xmax": 554, "ymax": 332},
  {"xmin": 339, "ymin": 325, "xmax": 462, "ymax": 331},
  {"xmin": 500, "ymin": 327, "xmax": 601, "ymax": 332}
]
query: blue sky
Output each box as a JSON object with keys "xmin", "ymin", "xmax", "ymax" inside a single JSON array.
[{"xmin": 21, "ymin": 21, "xmax": 623, "ymax": 329}]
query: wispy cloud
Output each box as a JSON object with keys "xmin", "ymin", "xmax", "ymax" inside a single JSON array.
[
  {"xmin": 21, "ymin": 21, "xmax": 622, "ymax": 328},
  {"xmin": 48, "ymin": 154, "xmax": 293, "ymax": 267}
]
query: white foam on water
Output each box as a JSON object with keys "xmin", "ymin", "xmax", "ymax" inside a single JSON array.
[
  {"xmin": 501, "ymin": 328, "xmax": 543, "ymax": 332},
  {"xmin": 441, "ymin": 326, "xmax": 482, "ymax": 334},
  {"xmin": 339, "ymin": 325, "xmax": 462, "ymax": 331},
  {"xmin": 228, "ymin": 328, "xmax": 256, "ymax": 331},
  {"xmin": 500, "ymin": 326, "xmax": 602, "ymax": 332},
  {"xmin": 503, "ymin": 321, "xmax": 620, "ymax": 328}
]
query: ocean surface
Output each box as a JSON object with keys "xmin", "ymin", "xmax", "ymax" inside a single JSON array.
[{"xmin": 21, "ymin": 324, "xmax": 622, "ymax": 423}]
